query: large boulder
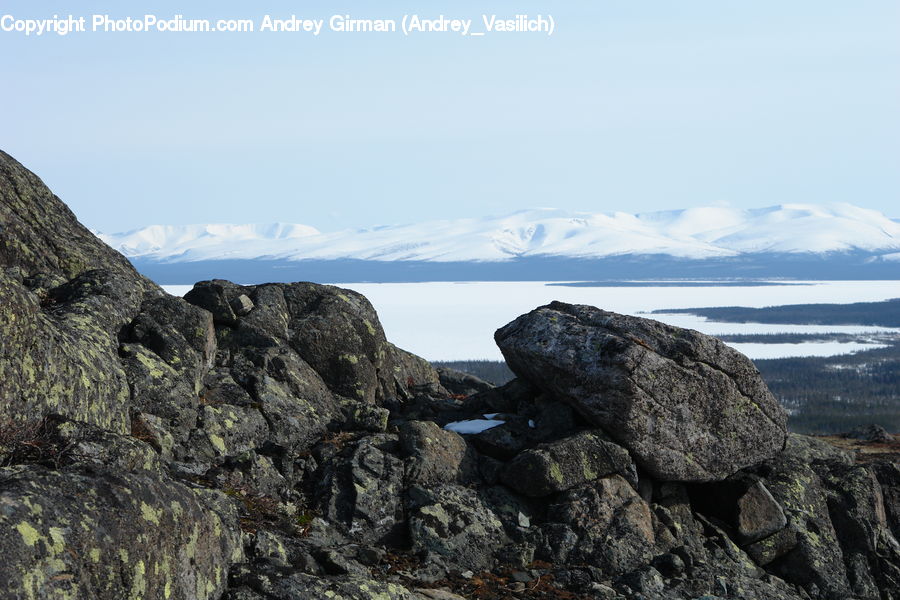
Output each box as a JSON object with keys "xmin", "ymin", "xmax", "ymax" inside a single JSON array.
[
  {"xmin": 1, "ymin": 149, "xmax": 158, "ymax": 432},
  {"xmin": 495, "ymin": 302, "xmax": 788, "ymax": 481}
]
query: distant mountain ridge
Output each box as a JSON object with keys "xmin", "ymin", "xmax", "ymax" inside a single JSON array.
[{"xmin": 96, "ymin": 203, "xmax": 900, "ymax": 282}]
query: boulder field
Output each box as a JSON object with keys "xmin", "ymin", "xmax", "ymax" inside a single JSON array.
[{"xmin": 1, "ymin": 149, "xmax": 898, "ymax": 600}]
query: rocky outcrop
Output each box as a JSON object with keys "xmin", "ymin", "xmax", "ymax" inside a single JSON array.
[
  {"xmin": 1, "ymin": 151, "xmax": 159, "ymax": 433},
  {"xmin": 0, "ymin": 418, "xmax": 242, "ymax": 600},
  {"xmin": 1, "ymin": 150, "xmax": 897, "ymax": 600},
  {"xmin": 495, "ymin": 301, "xmax": 788, "ymax": 481}
]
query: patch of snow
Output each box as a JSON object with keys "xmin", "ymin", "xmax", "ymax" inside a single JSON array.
[{"xmin": 444, "ymin": 419, "xmax": 505, "ymax": 434}]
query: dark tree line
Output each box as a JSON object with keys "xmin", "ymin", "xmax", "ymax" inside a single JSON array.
[{"xmin": 654, "ymin": 298, "xmax": 900, "ymax": 327}]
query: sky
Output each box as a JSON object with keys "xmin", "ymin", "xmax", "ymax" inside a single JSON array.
[{"xmin": 1, "ymin": 0, "xmax": 898, "ymax": 234}]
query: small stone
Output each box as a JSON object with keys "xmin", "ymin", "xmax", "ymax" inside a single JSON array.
[
  {"xmin": 355, "ymin": 546, "xmax": 385, "ymax": 566},
  {"xmin": 415, "ymin": 589, "xmax": 468, "ymax": 600},
  {"xmin": 589, "ymin": 583, "xmax": 619, "ymax": 600},
  {"xmin": 652, "ymin": 552, "xmax": 685, "ymax": 578},
  {"xmin": 517, "ymin": 511, "xmax": 531, "ymax": 528},
  {"xmin": 399, "ymin": 420, "xmax": 469, "ymax": 485},
  {"xmin": 737, "ymin": 481, "xmax": 787, "ymax": 544},
  {"xmin": 744, "ymin": 526, "xmax": 798, "ymax": 566},
  {"xmin": 511, "ymin": 571, "xmax": 533, "ymax": 583},
  {"xmin": 230, "ymin": 293, "xmax": 255, "ymax": 316}
]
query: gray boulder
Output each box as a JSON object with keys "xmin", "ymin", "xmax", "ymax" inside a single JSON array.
[
  {"xmin": 313, "ymin": 434, "xmax": 405, "ymax": 544},
  {"xmin": 399, "ymin": 420, "xmax": 472, "ymax": 486},
  {"xmin": 436, "ymin": 367, "xmax": 494, "ymax": 397},
  {"xmin": 500, "ymin": 430, "xmax": 634, "ymax": 497},
  {"xmin": 408, "ymin": 484, "xmax": 507, "ymax": 572},
  {"xmin": 495, "ymin": 302, "xmax": 788, "ymax": 481},
  {"xmin": 545, "ymin": 474, "xmax": 671, "ymax": 575}
]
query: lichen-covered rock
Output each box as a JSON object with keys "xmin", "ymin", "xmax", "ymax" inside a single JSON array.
[
  {"xmin": 120, "ymin": 342, "xmax": 199, "ymax": 443},
  {"xmin": 745, "ymin": 527, "xmax": 799, "ymax": 566},
  {"xmin": 0, "ymin": 150, "xmax": 147, "ymax": 283},
  {"xmin": 495, "ymin": 302, "xmax": 788, "ymax": 482},
  {"xmin": 544, "ymin": 475, "xmax": 669, "ymax": 576},
  {"xmin": 184, "ymin": 280, "xmax": 241, "ymax": 326},
  {"xmin": 820, "ymin": 461, "xmax": 900, "ymax": 598},
  {"xmin": 5, "ymin": 150, "xmax": 900, "ymax": 600},
  {"xmin": 278, "ymin": 283, "xmax": 433, "ymax": 404},
  {"xmin": 187, "ymin": 403, "xmax": 269, "ymax": 462},
  {"xmin": 0, "ymin": 463, "xmax": 242, "ymax": 600},
  {"xmin": 1, "ymin": 151, "xmax": 158, "ymax": 432},
  {"xmin": 314, "ymin": 434, "xmax": 405, "ymax": 544},
  {"xmin": 873, "ymin": 462, "xmax": 900, "ymax": 542},
  {"xmin": 408, "ymin": 484, "xmax": 508, "ymax": 572},
  {"xmin": 229, "ymin": 348, "xmax": 338, "ymax": 452},
  {"xmin": 761, "ymin": 435, "xmax": 854, "ymax": 598},
  {"xmin": 125, "ymin": 294, "xmax": 217, "ymax": 394},
  {"xmin": 500, "ymin": 430, "xmax": 634, "ymax": 497},
  {"xmin": 399, "ymin": 421, "xmax": 472, "ymax": 486},
  {"xmin": 0, "ymin": 269, "xmax": 142, "ymax": 433}
]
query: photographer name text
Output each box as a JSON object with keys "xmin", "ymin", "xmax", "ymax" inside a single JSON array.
[{"xmin": 0, "ymin": 13, "xmax": 555, "ymax": 37}]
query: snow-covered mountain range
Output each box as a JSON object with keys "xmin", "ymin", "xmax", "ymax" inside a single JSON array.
[{"xmin": 96, "ymin": 204, "xmax": 900, "ymax": 282}]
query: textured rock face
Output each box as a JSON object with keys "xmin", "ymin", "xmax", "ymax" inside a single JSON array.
[
  {"xmin": 408, "ymin": 484, "xmax": 507, "ymax": 572},
  {"xmin": 758, "ymin": 435, "xmax": 900, "ymax": 599},
  {"xmin": 399, "ymin": 421, "xmax": 472, "ymax": 486},
  {"xmin": 495, "ymin": 301, "xmax": 788, "ymax": 481},
  {"xmin": 0, "ymin": 150, "xmax": 144, "ymax": 282},
  {"xmin": 501, "ymin": 430, "xmax": 634, "ymax": 497},
  {"xmin": 544, "ymin": 475, "xmax": 668, "ymax": 573},
  {"xmin": 0, "ymin": 151, "xmax": 158, "ymax": 432},
  {"xmin": 0, "ymin": 422, "xmax": 242, "ymax": 600},
  {"xmin": 313, "ymin": 434, "xmax": 405, "ymax": 544}
]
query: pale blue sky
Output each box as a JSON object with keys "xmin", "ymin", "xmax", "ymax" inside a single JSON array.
[{"xmin": 1, "ymin": 0, "xmax": 898, "ymax": 233}]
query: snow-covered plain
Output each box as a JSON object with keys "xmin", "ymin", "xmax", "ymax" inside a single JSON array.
[{"xmin": 163, "ymin": 280, "xmax": 900, "ymax": 361}]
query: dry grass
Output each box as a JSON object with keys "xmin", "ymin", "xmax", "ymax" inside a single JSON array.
[{"xmin": 0, "ymin": 416, "xmax": 77, "ymax": 468}]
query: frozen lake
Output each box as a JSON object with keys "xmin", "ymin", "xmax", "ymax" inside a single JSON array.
[{"xmin": 163, "ymin": 280, "xmax": 900, "ymax": 361}]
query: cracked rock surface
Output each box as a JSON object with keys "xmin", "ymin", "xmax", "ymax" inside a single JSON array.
[{"xmin": 495, "ymin": 301, "xmax": 788, "ymax": 481}]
